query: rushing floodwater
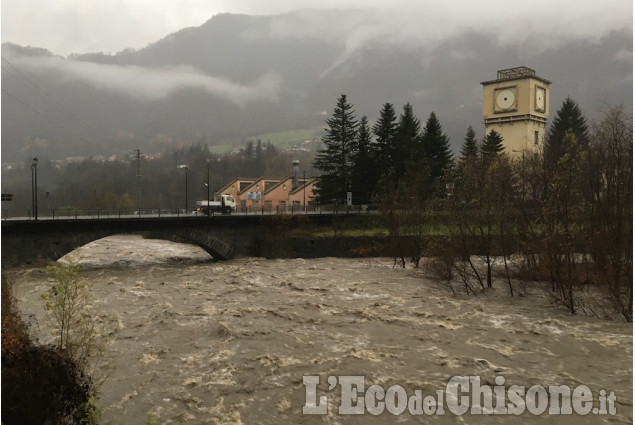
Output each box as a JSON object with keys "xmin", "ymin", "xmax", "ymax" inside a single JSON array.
[{"xmin": 9, "ymin": 235, "xmax": 633, "ymax": 424}]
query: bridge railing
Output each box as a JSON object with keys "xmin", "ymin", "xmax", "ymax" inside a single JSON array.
[
  {"xmin": 237, "ymin": 204, "xmax": 381, "ymax": 215},
  {"xmin": 2, "ymin": 205, "xmax": 381, "ymax": 220},
  {"xmin": 2, "ymin": 208, "xmax": 194, "ymax": 220}
]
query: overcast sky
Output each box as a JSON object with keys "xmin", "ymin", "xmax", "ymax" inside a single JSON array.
[{"xmin": 2, "ymin": 0, "xmax": 632, "ymax": 56}]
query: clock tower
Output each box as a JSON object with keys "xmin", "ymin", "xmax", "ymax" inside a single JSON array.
[{"xmin": 481, "ymin": 66, "xmax": 551, "ymax": 153}]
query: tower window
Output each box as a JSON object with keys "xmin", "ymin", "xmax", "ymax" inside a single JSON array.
[{"xmin": 534, "ymin": 131, "xmax": 539, "ymax": 145}]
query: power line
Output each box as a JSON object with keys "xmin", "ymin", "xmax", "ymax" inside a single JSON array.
[
  {"xmin": 1, "ymin": 87, "xmax": 98, "ymax": 148},
  {"xmin": 1, "ymin": 56, "xmax": 109, "ymax": 147},
  {"xmin": 1, "ymin": 57, "xmax": 102, "ymax": 136}
]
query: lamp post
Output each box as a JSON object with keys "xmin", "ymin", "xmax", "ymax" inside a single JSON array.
[
  {"xmin": 135, "ymin": 149, "xmax": 141, "ymax": 217},
  {"xmin": 31, "ymin": 157, "xmax": 38, "ymax": 220},
  {"xmin": 185, "ymin": 166, "xmax": 188, "ymax": 213},
  {"xmin": 178, "ymin": 165, "xmax": 188, "ymax": 214},
  {"xmin": 206, "ymin": 160, "xmax": 211, "ymax": 216},
  {"xmin": 303, "ymin": 170, "xmax": 306, "ymax": 213}
]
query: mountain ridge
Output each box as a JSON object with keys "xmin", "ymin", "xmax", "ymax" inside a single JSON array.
[{"xmin": 2, "ymin": 11, "xmax": 632, "ymax": 162}]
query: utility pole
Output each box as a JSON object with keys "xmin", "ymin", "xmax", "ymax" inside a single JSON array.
[{"xmin": 134, "ymin": 149, "xmax": 142, "ymax": 217}]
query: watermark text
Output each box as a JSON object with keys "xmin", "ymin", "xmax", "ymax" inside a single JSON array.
[{"xmin": 302, "ymin": 375, "xmax": 617, "ymax": 416}]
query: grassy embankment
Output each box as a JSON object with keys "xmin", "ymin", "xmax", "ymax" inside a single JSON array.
[{"xmin": 208, "ymin": 126, "xmax": 325, "ymax": 154}]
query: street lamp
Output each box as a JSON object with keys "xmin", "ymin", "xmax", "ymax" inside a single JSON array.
[
  {"xmin": 206, "ymin": 160, "xmax": 211, "ymax": 216},
  {"xmin": 178, "ymin": 165, "xmax": 188, "ymax": 214},
  {"xmin": 303, "ymin": 170, "xmax": 306, "ymax": 213},
  {"xmin": 31, "ymin": 157, "xmax": 38, "ymax": 220},
  {"xmin": 135, "ymin": 149, "xmax": 142, "ymax": 217}
]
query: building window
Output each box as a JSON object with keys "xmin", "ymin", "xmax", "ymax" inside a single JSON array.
[
  {"xmin": 283, "ymin": 184, "xmax": 287, "ymax": 190},
  {"xmin": 534, "ymin": 131, "xmax": 539, "ymax": 146},
  {"xmin": 265, "ymin": 181, "xmax": 276, "ymax": 191}
]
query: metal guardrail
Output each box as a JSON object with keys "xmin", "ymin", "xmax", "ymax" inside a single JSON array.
[
  {"xmin": 237, "ymin": 204, "xmax": 380, "ymax": 215},
  {"xmin": 2, "ymin": 208, "xmax": 191, "ymax": 221},
  {"xmin": 1, "ymin": 205, "xmax": 381, "ymax": 221}
]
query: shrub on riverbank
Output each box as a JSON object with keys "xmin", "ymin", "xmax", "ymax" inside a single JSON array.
[{"xmin": 1, "ymin": 275, "xmax": 99, "ymax": 424}]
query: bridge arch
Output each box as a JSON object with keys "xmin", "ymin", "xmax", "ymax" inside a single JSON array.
[
  {"xmin": 1, "ymin": 213, "xmax": 350, "ymax": 267},
  {"xmin": 1, "ymin": 217, "xmax": 247, "ymax": 266},
  {"xmin": 144, "ymin": 228, "xmax": 234, "ymax": 261}
]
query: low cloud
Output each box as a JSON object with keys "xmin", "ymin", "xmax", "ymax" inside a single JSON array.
[
  {"xmin": 256, "ymin": 4, "xmax": 632, "ymax": 77},
  {"xmin": 8, "ymin": 54, "xmax": 281, "ymax": 105}
]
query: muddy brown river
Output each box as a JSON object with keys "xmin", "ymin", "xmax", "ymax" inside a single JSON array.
[{"xmin": 8, "ymin": 235, "xmax": 633, "ymax": 424}]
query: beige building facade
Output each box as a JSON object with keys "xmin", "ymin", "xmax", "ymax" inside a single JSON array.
[
  {"xmin": 215, "ymin": 176, "xmax": 317, "ymax": 213},
  {"xmin": 481, "ymin": 66, "xmax": 551, "ymax": 153}
]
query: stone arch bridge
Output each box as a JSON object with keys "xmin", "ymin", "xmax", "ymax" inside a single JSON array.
[{"xmin": 1, "ymin": 214, "xmax": 349, "ymax": 267}]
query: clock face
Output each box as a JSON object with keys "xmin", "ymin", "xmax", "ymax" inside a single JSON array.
[
  {"xmin": 535, "ymin": 87, "xmax": 546, "ymax": 111},
  {"xmin": 495, "ymin": 88, "xmax": 516, "ymax": 111}
]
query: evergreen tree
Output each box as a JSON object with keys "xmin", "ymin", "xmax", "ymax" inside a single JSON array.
[
  {"xmin": 245, "ymin": 141, "xmax": 254, "ymax": 161},
  {"xmin": 254, "ymin": 139, "xmax": 264, "ymax": 175},
  {"xmin": 545, "ymin": 97, "xmax": 590, "ymax": 166},
  {"xmin": 373, "ymin": 102, "xmax": 398, "ymax": 166},
  {"xmin": 420, "ymin": 112, "xmax": 453, "ymax": 197},
  {"xmin": 393, "ymin": 103, "xmax": 422, "ymax": 185},
  {"xmin": 372, "ymin": 102, "xmax": 399, "ymax": 193},
  {"xmin": 313, "ymin": 94, "xmax": 358, "ymax": 204},
  {"xmin": 481, "ymin": 130, "xmax": 505, "ymax": 158},
  {"xmin": 460, "ymin": 126, "xmax": 479, "ymax": 161},
  {"xmin": 351, "ymin": 116, "xmax": 379, "ymax": 204}
]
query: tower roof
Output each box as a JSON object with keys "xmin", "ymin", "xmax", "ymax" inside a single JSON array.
[{"xmin": 481, "ymin": 66, "xmax": 551, "ymax": 85}]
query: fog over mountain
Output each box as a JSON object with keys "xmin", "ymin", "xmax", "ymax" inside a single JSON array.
[{"xmin": 1, "ymin": 10, "xmax": 632, "ymax": 162}]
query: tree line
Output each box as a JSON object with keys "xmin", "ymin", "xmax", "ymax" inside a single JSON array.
[
  {"xmin": 313, "ymin": 94, "xmax": 454, "ymax": 205},
  {"xmin": 313, "ymin": 94, "xmax": 519, "ymax": 205},
  {"xmin": 314, "ymin": 94, "xmax": 632, "ymax": 320}
]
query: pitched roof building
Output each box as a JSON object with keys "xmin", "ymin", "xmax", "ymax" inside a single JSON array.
[{"xmin": 213, "ymin": 176, "xmax": 317, "ymax": 213}]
